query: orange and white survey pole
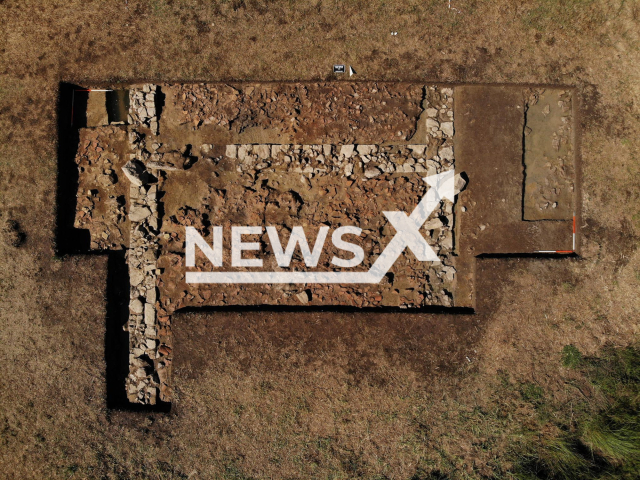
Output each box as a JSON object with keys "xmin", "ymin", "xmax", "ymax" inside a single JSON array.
[{"xmin": 535, "ymin": 212, "xmax": 576, "ymax": 254}]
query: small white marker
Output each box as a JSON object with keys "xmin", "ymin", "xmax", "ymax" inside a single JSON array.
[
  {"xmin": 349, "ymin": 66, "xmax": 356, "ymax": 77},
  {"xmin": 448, "ymin": 0, "xmax": 461, "ymax": 13},
  {"xmin": 572, "ymin": 212, "xmax": 576, "ymax": 251}
]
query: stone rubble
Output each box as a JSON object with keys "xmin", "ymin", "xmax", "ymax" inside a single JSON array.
[
  {"xmin": 122, "ymin": 159, "xmax": 149, "ymax": 186},
  {"xmin": 128, "ymin": 84, "xmax": 159, "ymax": 135},
  {"xmin": 123, "ymin": 174, "xmax": 163, "ymax": 405},
  {"xmin": 73, "ymin": 126, "xmax": 129, "ymax": 250},
  {"xmin": 122, "ymin": 101, "xmax": 171, "ymax": 404},
  {"xmin": 156, "ymin": 141, "xmax": 459, "ymax": 313},
  {"xmin": 221, "ymin": 142, "xmax": 454, "ymax": 178}
]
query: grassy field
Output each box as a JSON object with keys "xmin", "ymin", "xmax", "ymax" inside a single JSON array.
[{"xmin": 0, "ymin": 0, "xmax": 639, "ymax": 478}]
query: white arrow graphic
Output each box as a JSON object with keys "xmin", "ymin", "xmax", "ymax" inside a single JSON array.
[{"xmin": 186, "ymin": 169, "xmax": 456, "ymax": 284}]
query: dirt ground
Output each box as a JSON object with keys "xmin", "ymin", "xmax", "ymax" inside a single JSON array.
[{"xmin": 0, "ymin": 0, "xmax": 639, "ymax": 479}]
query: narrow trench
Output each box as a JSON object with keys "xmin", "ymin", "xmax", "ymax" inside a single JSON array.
[
  {"xmin": 56, "ymin": 83, "xmax": 90, "ymax": 254},
  {"xmin": 407, "ymin": 85, "xmax": 428, "ymax": 144},
  {"xmin": 104, "ymin": 251, "xmax": 131, "ymax": 409},
  {"xmin": 105, "ymin": 90, "xmax": 129, "ymax": 124},
  {"xmin": 521, "ymin": 97, "xmax": 529, "ymax": 221},
  {"xmin": 176, "ymin": 304, "xmax": 475, "ymax": 314}
]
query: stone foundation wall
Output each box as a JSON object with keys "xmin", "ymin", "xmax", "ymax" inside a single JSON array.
[
  {"xmin": 128, "ymin": 84, "xmax": 159, "ymax": 135},
  {"xmin": 122, "ymin": 87, "xmax": 166, "ymax": 403},
  {"xmin": 124, "ymin": 181, "xmax": 162, "ymax": 404}
]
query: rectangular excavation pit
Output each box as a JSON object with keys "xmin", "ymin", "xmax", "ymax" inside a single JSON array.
[
  {"xmin": 61, "ymin": 82, "xmax": 579, "ymax": 405},
  {"xmin": 523, "ymin": 88, "xmax": 575, "ymax": 221}
]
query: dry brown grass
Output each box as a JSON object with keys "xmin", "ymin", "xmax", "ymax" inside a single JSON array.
[{"xmin": 1, "ymin": 0, "xmax": 640, "ymax": 478}]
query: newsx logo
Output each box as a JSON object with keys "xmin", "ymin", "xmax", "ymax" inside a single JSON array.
[
  {"xmin": 185, "ymin": 170, "xmax": 457, "ymax": 284},
  {"xmin": 187, "ymin": 224, "xmax": 364, "ymax": 269}
]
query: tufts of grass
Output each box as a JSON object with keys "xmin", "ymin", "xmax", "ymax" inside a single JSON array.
[
  {"xmin": 514, "ymin": 436, "xmax": 591, "ymax": 480},
  {"xmin": 583, "ymin": 345, "xmax": 640, "ymax": 396},
  {"xmin": 520, "ymin": 382, "xmax": 545, "ymax": 404},
  {"xmin": 511, "ymin": 344, "xmax": 640, "ymax": 479},
  {"xmin": 561, "ymin": 345, "xmax": 582, "ymax": 369},
  {"xmin": 581, "ymin": 401, "xmax": 640, "ymax": 464}
]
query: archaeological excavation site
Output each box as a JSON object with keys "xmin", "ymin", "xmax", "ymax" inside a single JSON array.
[{"xmin": 58, "ymin": 82, "xmax": 578, "ymax": 407}]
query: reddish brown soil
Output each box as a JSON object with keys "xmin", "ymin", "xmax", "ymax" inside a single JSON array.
[
  {"xmin": 74, "ymin": 126, "xmax": 130, "ymax": 250},
  {"xmin": 167, "ymin": 82, "xmax": 424, "ymax": 144}
]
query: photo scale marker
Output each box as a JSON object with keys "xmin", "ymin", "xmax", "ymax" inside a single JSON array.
[{"xmin": 534, "ymin": 214, "xmax": 577, "ymax": 254}]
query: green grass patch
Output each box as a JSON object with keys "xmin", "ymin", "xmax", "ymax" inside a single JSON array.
[
  {"xmin": 511, "ymin": 344, "xmax": 640, "ymax": 479},
  {"xmin": 582, "ymin": 401, "xmax": 640, "ymax": 463},
  {"xmin": 521, "ymin": 383, "xmax": 545, "ymax": 404},
  {"xmin": 561, "ymin": 345, "xmax": 582, "ymax": 369}
]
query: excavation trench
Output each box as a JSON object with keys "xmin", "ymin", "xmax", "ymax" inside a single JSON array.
[{"xmin": 59, "ymin": 82, "xmax": 578, "ymax": 408}]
